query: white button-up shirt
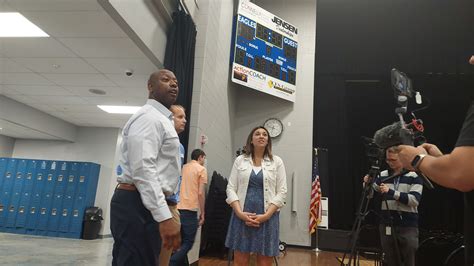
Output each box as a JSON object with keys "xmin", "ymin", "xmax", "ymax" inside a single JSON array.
[
  {"xmin": 117, "ymin": 99, "xmax": 181, "ymax": 222},
  {"xmin": 226, "ymin": 155, "xmax": 287, "ymax": 212}
]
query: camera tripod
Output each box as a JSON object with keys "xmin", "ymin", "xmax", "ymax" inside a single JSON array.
[{"xmin": 340, "ymin": 166, "xmax": 407, "ymax": 266}]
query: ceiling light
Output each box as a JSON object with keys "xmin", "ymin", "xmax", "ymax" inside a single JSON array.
[
  {"xmin": 97, "ymin": 105, "xmax": 140, "ymax": 114},
  {"xmin": 89, "ymin": 89, "xmax": 106, "ymax": 95},
  {"xmin": 0, "ymin": 12, "xmax": 49, "ymax": 37}
]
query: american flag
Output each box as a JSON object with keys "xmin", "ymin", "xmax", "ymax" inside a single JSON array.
[{"xmin": 309, "ymin": 151, "xmax": 322, "ymax": 234}]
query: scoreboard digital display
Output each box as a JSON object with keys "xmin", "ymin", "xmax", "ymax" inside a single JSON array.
[{"xmin": 231, "ymin": 1, "xmax": 298, "ymax": 102}]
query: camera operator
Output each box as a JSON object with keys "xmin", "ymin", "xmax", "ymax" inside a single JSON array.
[
  {"xmin": 363, "ymin": 147, "xmax": 423, "ymax": 266},
  {"xmin": 397, "ymin": 55, "xmax": 474, "ymax": 265}
]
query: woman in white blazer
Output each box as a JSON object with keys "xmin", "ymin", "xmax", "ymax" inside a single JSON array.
[{"xmin": 225, "ymin": 126, "xmax": 287, "ymax": 266}]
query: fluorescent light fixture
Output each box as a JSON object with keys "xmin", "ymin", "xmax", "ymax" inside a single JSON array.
[
  {"xmin": 98, "ymin": 105, "xmax": 141, "ymax": 114},
  {"xmin": 0, "ymin": 12, "xmax": 49, "ymax": 37}
]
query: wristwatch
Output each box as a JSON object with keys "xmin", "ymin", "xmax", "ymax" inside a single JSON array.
[{"xmin": 411, "ymin": 154, "xmax": 427, "ymax": 171}]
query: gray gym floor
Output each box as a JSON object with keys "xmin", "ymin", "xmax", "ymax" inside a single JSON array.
[{"xmin": 0, "ymin": 233, "xmax": 113, "ymax": 265}]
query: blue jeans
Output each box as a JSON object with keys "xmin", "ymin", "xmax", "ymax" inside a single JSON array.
[{"xmin": 170, "ymin": 210, "xmax": 199, "ymax": 266}]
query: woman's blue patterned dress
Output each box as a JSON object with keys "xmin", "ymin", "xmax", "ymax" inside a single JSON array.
[{"xmin": 225, "ymin": 169, "xmax": 280, "ymax": 256}]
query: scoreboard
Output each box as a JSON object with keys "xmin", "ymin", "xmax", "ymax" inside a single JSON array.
[{"xmin": 231, "ymin": 1, "xmax": 298, "ymax": 102}]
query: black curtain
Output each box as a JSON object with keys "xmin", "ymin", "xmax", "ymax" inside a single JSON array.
[
  {"xmin": 164, "ymin": 9, "xmax": 197, "ymax": 157},
  {"xmin": 314, "ymin": 0, "xmax": 474, "ymax": 232}
]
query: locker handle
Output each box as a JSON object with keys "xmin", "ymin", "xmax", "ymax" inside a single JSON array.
[
  {"xmin": 68, "ymin": 175, "xmax": 74, "ymax": 182},
  {"xmin": 52, "ymin": 208, "xmax": 57, "ymax": 216},
  {"xmin": 19, "ymin": 207, "xmax": 25, "ymax": 213},
  {"xmin": 40, "ymin": 208, "xmax": 46, "ymax": 215},
  {"xmin": 47, "ymin": 174, "xmax": 53, "ymax": 181},
  {"xmin": 27, "ymin": 173, "xmax": 32, "ymax": 179},
  {"xmin": 9, "ymin": 206, "xmax": 14, "ymax": 212},
  {"xmin": 62, "ymin": 209, "xmax": 68, "ymax": 216},
  {"xmin": 30, "ymin": 207, "xmax": 36, "ymax": 214},
  {"xmin": 79, "ymin": 176, "xmax": 85, "ymax": 182},
  {"xmin": 0, "ymin": 204, "xmax": 3, "ymax": 212},
  {"xmin": 37, "ymin": 174, "xmax": 42, "ymax": 180},
  {"xmin": 58, "ymin": 175, "xmax": 63, "ymax": 182},
  {"xmin": 16, "ymin": 173, "xmax": 21, "ymax": 178},
  {"xmin": 6, "ymin": 172, "xmax": 11, "ymax": 178}
]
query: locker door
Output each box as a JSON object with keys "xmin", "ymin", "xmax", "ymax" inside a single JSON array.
[
  {"xmin": 16, "ymin": 160, "xmax": 38, "ymax": 230},
  {"xmin": 78, "ymin": 162, "xmax": 100, "ymax": 206},
  {"xmin": 58, "ymin": 162, "xmax": 79, "ymax": 235},
  {"xmin": 0, "ymin": 159, "xmax": 18, "ymax": 228},
  {"xmin": 48, "ymin": 162, "xmax": 68, "ymax": 236},
  {"xmin": 37, "ymin": 161, "xmax": 57, "ymax": 235},
  {"xmin": 0, "ymin": 158, "xmax": 9, "ymax": 230},
  {"xmin": 26, "ymin": 160, "xmax": 48, "ymax": 234},
  {"xmin": 68, "ymin": 195, "xmax": 85, "ymax": 239},
  {"xmin": 5, "ymin": 159, "xmax": 28, "ymax": 232}
]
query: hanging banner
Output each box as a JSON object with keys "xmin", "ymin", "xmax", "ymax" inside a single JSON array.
[{"xmin": 231, "ymin": 0, "xmax": 298, "ymax": 102}]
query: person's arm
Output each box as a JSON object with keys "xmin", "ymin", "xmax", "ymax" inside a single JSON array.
[
  {"xmin": 268, "ymin": 156, "xmax": 288, "ymax": 208},
  {"xmin": 398, "ymin": 144, "xmax": 474, "ymax": 191},
  {"xmin": 417, "ymin": 146, "xmax": 474, "ymax": 192},
  {"xmin": 226, "ymin": 158, "xmax": 240, "ymax": 205},
  {"xmin": 198, "ymin": 169, "xmax": 207, "ymax": 226}
]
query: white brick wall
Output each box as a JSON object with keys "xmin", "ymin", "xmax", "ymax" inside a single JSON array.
[
  {"xmin": 232, "ymin": 0, "xmax": 317, "ymax": 246},
  {"xmin": 190, "ymin": 0, "xmax": 316, "ymax": 247},
  {"xmin": 189, "ymin": 0, "xmax": 236, "ymax": 177}
]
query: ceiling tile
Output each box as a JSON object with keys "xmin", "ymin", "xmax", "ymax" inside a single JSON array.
[
  {"xmin": 1, "ymin": 73, "xmax": 55, "ymax": 85},
  {"xmin": 84, "ymin": 58, "xmax": 157, "ymax": 74},
  {"xmin": 58, "ymin": 38, "xmax": 146, "ymax": 58},
  {"xmin": 7, "ymin": 0, "xmax": 102, "ymax": 12},
  {"xmin": 41, "ymin": 73, "xmax": 116, "ymax": 86},
  {"xmin": 25, "ymin": 103, "xmax": 59, "ymax": 113},
  {"xmin": 11, "ymin": 58, "xmax": 99, "ymax": 74},
  {"xmin": 0, "ymin": 58, "xmax": 33, "ymax": 73},
  {"xmin": 105, "ymin": 74, "xmax": 149, "ymax": 87},
  {"xmin": 0, "ymin": 38, "xmax": 76, "ymax": 57},
  {"xmin": 63, "ymin": 86, "xmax": 127, "ymax": 97},
  {"xmin": 81, "ymin": 96, "xmax": 145, "ymax": 106},
  {"xmin": 3, "ymin": 94, "xmax": 36, "ymax": 104},
  {"xmin": 50, "ymin": 104, "xmax": 103, "ymax": 113},
  {"xmin": 119, "ymin": 87, "xmax": 148, "ymax": 98},
  {"xmin": 0, "ymin": 85, "xmax": 20, "ymax": 95},
  {"xmin": 22, "ymin": 11, "xmax": 127, "ymax": 38},
  {"xmin": 27, "ymin": 95, "xmax": 88, "ymax": 105},
  {"xmin": 5, "ymin": 85, "xmax": 74, "ymax": 96}
]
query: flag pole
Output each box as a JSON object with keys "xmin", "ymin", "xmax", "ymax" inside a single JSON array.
[{"xmin": 314, "ymin": 148, "xmax": 321, "ymax": 253}]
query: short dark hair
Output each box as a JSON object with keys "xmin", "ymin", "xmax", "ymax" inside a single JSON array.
[{"xmin": 191, "ymin": 149, "xmax": 206, "ymax": 160}]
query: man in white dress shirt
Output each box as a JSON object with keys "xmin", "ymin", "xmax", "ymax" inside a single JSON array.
[{"xmin": 110, "ymin": 69, "xmax": 182, "ymax": 266}]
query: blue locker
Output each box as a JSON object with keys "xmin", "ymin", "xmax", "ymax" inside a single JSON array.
[
  {"xmin": 47, "ymin": 193, "xmax": 64, "ymax": 236},
  {"xmin": 0, "ymin": 157, "xmax": 8, "ymax": 185},
  {"xmin": 47, "ymin": 161, "xmax": 69, "ymax": 236},
  {"xmin": 0, "ymin": 158, "xmax": 9, "ymax": 230},
  {"xmin": 36, "ymin": 161, "xmax": 59, "ymax": 235},
  {"xmin": 58, "ymin": 162, "xmax": 80, "ymax": 236},
  {"xmin": 0, "ymin": 159, "xmax": 18, "ymax": 228},
  {"xmin": 77, "ymin": 162, "xmax": 100, "ymax": 206},
  {"xmin": 36, "ymin": 193, "xmax": 53, "ymax": 235},
  {"xmin": 42, "ymin": 161, "xmax": 58, "ymax": 195},
  {"xmin": 25, "ymin": 160, "xmax": 48, "ymax": 235},
  {"xmin": 53, "ymin": 161, "xmax": 68, "ymax": 196},
  {"xmin": 68, "ymin": 194, "xmax": 86, "ymax": 239},
  {"xmin": 5, "ymin": 159, "xmax": 28, "ymax": 231},
  {"xmin": 16, "ymin": 160, "xmax": 38, "ymax": 230}
]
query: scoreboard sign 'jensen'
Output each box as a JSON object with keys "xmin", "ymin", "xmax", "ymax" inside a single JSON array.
[{"xmin": 231, "ymin": 1, "xmax": 298, "ymax": 102}]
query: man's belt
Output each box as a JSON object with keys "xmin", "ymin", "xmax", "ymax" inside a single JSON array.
[
  {"xmin": 116, "ymin": 183, "xmax": 177, "ymax": 206},
  {"xmin": 116, "ymin": 183, "xmax": 136, "ymax": 191}
]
